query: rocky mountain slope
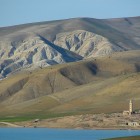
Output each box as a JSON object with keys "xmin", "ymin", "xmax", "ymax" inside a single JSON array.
[{"xmin": 0, "ymin": 16, "xmax": 140, "ymax": 78}]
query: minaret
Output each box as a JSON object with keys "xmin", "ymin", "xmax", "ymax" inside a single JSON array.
[{"xmin": 129, "ymin": 100, "xmax": 133, "ymax": 115}]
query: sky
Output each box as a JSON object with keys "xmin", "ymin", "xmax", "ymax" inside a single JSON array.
[{"xmin": 0, "ymin": 0, "xmax": 140, "ymax": 27}]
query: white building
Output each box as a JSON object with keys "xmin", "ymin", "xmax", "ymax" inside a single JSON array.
[{"xmin": 123, "ymin": 100, "xmax": 133, "ymax": 116}]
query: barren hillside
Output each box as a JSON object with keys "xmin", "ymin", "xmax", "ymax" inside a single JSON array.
[
  {"xmin": 0, "ymin": 50, "xmax": 139, "ymax": 118},
  {"xmin": 0, "ymin": 17, "xmax": 140, "ymax": 78}
]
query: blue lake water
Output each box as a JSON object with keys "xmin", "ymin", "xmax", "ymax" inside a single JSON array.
[{"xmin": 0, "ymin": 128, "xmax": 140, "ymax": 140}]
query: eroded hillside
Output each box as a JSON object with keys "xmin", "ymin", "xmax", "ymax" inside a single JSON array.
[
  {"xmin": 0, "ymin": 50, "xmax": 140, "ymax": 117},
  {"xmin": 0, "ymin": 17, "xmax": 140, "ymax": 78}
]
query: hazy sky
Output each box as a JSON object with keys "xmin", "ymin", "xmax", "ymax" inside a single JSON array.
[{"xmin": 0, "ymin": 0, "xmax": 140, "ymax": 27}]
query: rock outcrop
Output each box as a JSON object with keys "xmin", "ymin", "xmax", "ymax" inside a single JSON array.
[
  {"xmin": 54, "ymin": 30, "xmax": 123, "ymax": 58},
  {"xmin": 0, "ymin": 35, "xmax": 82, "ymax": 77}
]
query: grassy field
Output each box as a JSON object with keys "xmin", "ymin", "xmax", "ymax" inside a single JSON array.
[
  {"xmin": 104, "ymin": 136, "xmax": 140, "ymax": 140},
  {"xmin": 0, "ymin": 112, "xmax": 78, "ymax": 122}
]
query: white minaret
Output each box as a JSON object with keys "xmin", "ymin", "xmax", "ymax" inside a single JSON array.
[{"xmin": 129, "ymin": 100, "xmax": 133, "ymax": 115}]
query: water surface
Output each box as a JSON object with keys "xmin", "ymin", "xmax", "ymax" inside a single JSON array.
[{"xmin": 0, "ymin": 128, "xmax": 140, "ymax": 140}]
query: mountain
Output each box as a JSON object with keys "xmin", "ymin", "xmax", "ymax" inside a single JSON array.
[
  {"xmin": 0, "ymin": 17, "xmax": 140, "ymax": 118},
  {"xmin": 0, "ymin": 16, "xmax": 140, "ymax": 78},
  {"xmin": 0, "ymin": 50, "xmax": 140, "ymax": 117}
]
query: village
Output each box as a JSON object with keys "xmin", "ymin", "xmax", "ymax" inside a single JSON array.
[{"xmin": 14, "ymin": 100, "xmax": 140, "ymax": 129}]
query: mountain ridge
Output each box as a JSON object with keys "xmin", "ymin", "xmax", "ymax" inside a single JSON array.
[{"xmin": 0, "ymin": 16, "xmax": 140, "ymax": 78}]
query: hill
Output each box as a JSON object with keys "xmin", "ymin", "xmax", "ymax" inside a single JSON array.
[
  {"xmin": 0, "ymin": 50, "xmax": 140, "ymax": 118},
  {"xmin": 0, "ymin": 16, "xmax": 140, "ymax": 77}
]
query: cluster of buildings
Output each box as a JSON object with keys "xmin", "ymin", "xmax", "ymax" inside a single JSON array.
[{"xmin": 123, "ymin": 100, "xmax": 140, "ymax": 127}]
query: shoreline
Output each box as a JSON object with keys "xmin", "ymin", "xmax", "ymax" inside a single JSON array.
[
  {"xmin": 1, "ymin": 113, "xmax": 140, "ymax": 130},
  {"xmin": 0, "ymin": 121, "xmax": 140, "ymax": 130}
]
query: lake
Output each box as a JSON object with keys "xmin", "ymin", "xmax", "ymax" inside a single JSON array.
[{"xmin": 0, "ymin": 128, "xmax": 140, "ymax": 140}]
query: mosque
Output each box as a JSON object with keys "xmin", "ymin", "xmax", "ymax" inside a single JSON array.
[{"xmin": 123, "ymin": 100, "xmax": 134, "ymax": 116}]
